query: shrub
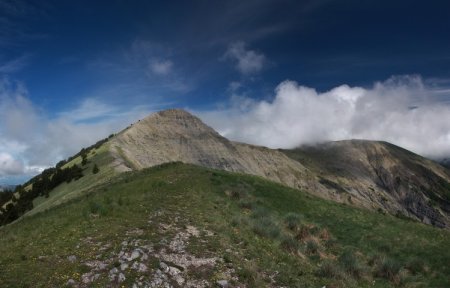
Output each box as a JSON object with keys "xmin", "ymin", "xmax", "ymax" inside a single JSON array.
[
  {"xmin": 92, "ymin": 164, "xmax": 99, "ymax": 174},
  {"xmin": 283, "ymin": 212, "xmax": 303, "ymax": 231},
  {"xmin": 280, "ymin": 235, "xmax": 299, "ymax": 253},
  {"xmin": 338, "ymin": 250, "xmax": 365, "ymax": 278},
  {"xmin": 306, "ymin": 239, "xmax": 319, "ymax": 255},
  {"xmin": 316, "ymin": 260, "xmax": 344, "ymax": 279},
  {"xmin": 252, "ymin": 217, "xmax": 280, "ymax": 239},
  {"xmin": 375, "ymin": 257, "xmax": 402, "ymax": 282},
  {"xmin": 88, "ymin": 201, "xmax": 108, "ymax": 216},
  {"xmin": 296, "ymin": 225, "xmax": 310, "ymax": 241}
]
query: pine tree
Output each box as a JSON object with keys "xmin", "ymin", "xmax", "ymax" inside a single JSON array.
[{"xmin": 92, "ymin": 164, "xmax": 99, "ymax": 174}]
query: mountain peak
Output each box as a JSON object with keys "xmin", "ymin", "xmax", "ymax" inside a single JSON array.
[{"xmin": 131, "ymin": 108, "xmax": 219, "ymax": 138}]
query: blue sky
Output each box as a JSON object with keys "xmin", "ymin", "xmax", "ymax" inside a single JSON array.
[{"xmin": 1, "ymin": 0, "xmax": 450, "ymax": 184}]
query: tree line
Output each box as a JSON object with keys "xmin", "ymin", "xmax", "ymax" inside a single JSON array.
[{"xmin": 0, "ymin": 134, "xmax": 112, "ymax": 226}]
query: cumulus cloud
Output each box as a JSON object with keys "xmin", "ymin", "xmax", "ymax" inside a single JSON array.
[
  {"xmin": 198, "ymin": 75, "xmax": 450, "ymax": 159},
  {"xmin": 224, "ymin": 42, "xmax": 266, "ymax": 75},
  {"xmin": 0, "ymin": 78, "xmax": 153, "ymax": 181}
]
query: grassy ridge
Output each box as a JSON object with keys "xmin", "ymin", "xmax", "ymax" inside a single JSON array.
[{"xmin": 0, "ymin": 163, "xmax": 449, "ymax": 287}]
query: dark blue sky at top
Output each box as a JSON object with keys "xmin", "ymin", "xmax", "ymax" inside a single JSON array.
[{"xmin": 1, "ymin": 0, "xmax": 450, "ymax": 115}]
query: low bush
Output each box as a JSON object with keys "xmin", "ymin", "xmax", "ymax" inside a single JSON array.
[
  {"xmin": 338, "ymin": 250, "xmax": 365, "ymax": 279},
  {"xmin": 283, "ymin": 212, "xmax": 303, "ymax": 231},
  {"xmin": 316, "ymin": 260, "xmax": 344, "ymax": 279},
  {"xmin": 252, "ymin": 217, "xmax": 280, "ymax": 239},
  {"xmin": 306, "ymin": 239, "xmax": 319, "ymax": 255},
  {"xmin": 375, "ymin": 256, "xmax": 402, "ymax": 282},
  {"xmin": 280, "ymin": 235, "xmax": 299, "ymax": 253}
]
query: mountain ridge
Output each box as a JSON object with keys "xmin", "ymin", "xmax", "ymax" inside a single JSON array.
[
  {"xmin": 2, "ymin": 109, "xmax": 450, "ymax": 229},
  {"xmin": 107, "ymin": 109, "xmax": 450, "ymax": 228}
]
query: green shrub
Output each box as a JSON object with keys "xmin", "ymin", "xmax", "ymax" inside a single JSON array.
[
  {"xmin": 283, "ymin": 212, "xmax": 303, "ymax": 231},
  {"xmin": 306, "ymin": 239, "xmax": 319, "ymax": 254},
  {"xmin": 338, "ymin": 250, "xmax": 364, "ymax": 278},
  {"xmin": 375, "ymin": 257, "xmax": 402, "ymax": 281},
  {"xmin": 251, "ymin": 206, "xmax": 270, "ymax": 219},
  {"xmin": 252, "ymin": 217, "xmax": 280, "ymax": 239},
  {"xmin": 88, "ymin": 201, "xmax": 108, "ymax": 216},
  {"xmin": 280, "ymin": 235, "xmax": 299, "ymax": 253},
  {"xmin": 316, "ymin": 260, "xmax": 344, "ymax": 279}
]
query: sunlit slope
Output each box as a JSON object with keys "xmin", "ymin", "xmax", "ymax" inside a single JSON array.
[
  {"xmin": 27, "ymin": 143, "xmax": 118, "ymax": 216},
  {"xmin": 0, "ymin": 163, "xmax": 449, "ymax": 287}
]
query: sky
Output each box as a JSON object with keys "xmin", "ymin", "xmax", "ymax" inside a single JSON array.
[{"xmin": 1, "ymin": 0, "xmax": 450, "ymax": 184}]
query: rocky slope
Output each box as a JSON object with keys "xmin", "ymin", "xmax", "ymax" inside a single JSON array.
[
  {"xmin": 283, "ymin": 140, "xmax": 450, "ymax": 228},
  {"xmin": 108, "ymin": 109, "xmax": 450, "ymax": 228},
  {"xmin": 109, "ymin": 109, "xmax": 318, "ymax": 194}
]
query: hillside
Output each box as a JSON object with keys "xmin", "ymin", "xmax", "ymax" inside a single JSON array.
[
  {"xmin": 108, "ymin": 109, "xmax": 450, "ymax": 228},
  {"xmin": 282, "ymin": 140, "xmax": 450, "ymax": 228},
  {"xmin": 1, "ymin": 163, "xmax": 449, "ymax": 287},
  {"xmin": 2, "ymin": 109, "xmax": 450, "ymax": 230}
]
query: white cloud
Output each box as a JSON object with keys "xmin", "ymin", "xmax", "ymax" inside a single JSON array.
[
  {"xmin": 198, "ymin": 75, "xmax": 450, "ymax": 159},
  {"xmin": 0, "ymin": 152, "xmax": 24, "ymax": 176},
  {"xmin": 224, "ymin": 42, "xmax": 266, "ymax": 75},
  {"xmin": 0, "ymin": 78, "xmax": 154, "ymax": 181},
  {"xmin": 150, "ymin": 60, "xmax": 173, "ymax": 75}
]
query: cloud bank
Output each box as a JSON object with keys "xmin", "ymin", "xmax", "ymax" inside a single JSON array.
[{"xmin": 199, "ymin": 75, "xmax": 450, "ymax": 159}]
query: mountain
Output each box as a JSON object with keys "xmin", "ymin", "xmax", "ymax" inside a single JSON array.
[
  {"xmin": 283, "ymin": 140, "xmax": 450, "ymax": 228},
  {"xmin": 1, "ymin": 109, "xmax": 450, "ymax": 287},
  {"xmin": 108, "ymin": 109, "xmax": 450, "ymax": 228},
  {"xmin": 109, "ymin": 109, "xmax": 312, "ymax": 190},
  {"xmin": 2, "ymin": 109, "xmax": 450, "ymax": 229}
]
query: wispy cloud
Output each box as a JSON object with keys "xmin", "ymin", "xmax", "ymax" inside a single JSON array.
[
  {"xmin": 0, "ymin": 54, "xmax": 30, "ymax": 73},
  {"xmin": 150, "ymin": 59, "xmax": 173, "ymax": 75},
  {"xmin": 198, "ymin": 75, "xmax": 450, "ymax": 159},
  {"xmin": 223, "ymin": 41, "xmax": 267, "ymax": 75},
  {"xmin": 89, "ymin": 39, "xmax": 191, "ymax": 93}
]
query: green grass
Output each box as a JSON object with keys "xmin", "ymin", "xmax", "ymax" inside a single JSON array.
[
  {"xmin": 29, "ymin": 144, "xmax": 117, "ymax": 216},
  {"xmin": 0, "ymin": 163, "xmax": 449, "ymax": 287}
]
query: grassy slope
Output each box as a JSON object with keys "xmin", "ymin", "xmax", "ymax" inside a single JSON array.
[
  {"xmin": 0, "ymin": 163, "xmax": 448, "ymax": 287},
  {"xmin": 28, "ymin": 144, "xmax": 117, "ymax": 216}
]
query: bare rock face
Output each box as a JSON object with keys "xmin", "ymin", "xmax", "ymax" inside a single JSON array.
[{"xmin": 110, "ymin": 109, "xmax": 315, "ymax": 192}]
